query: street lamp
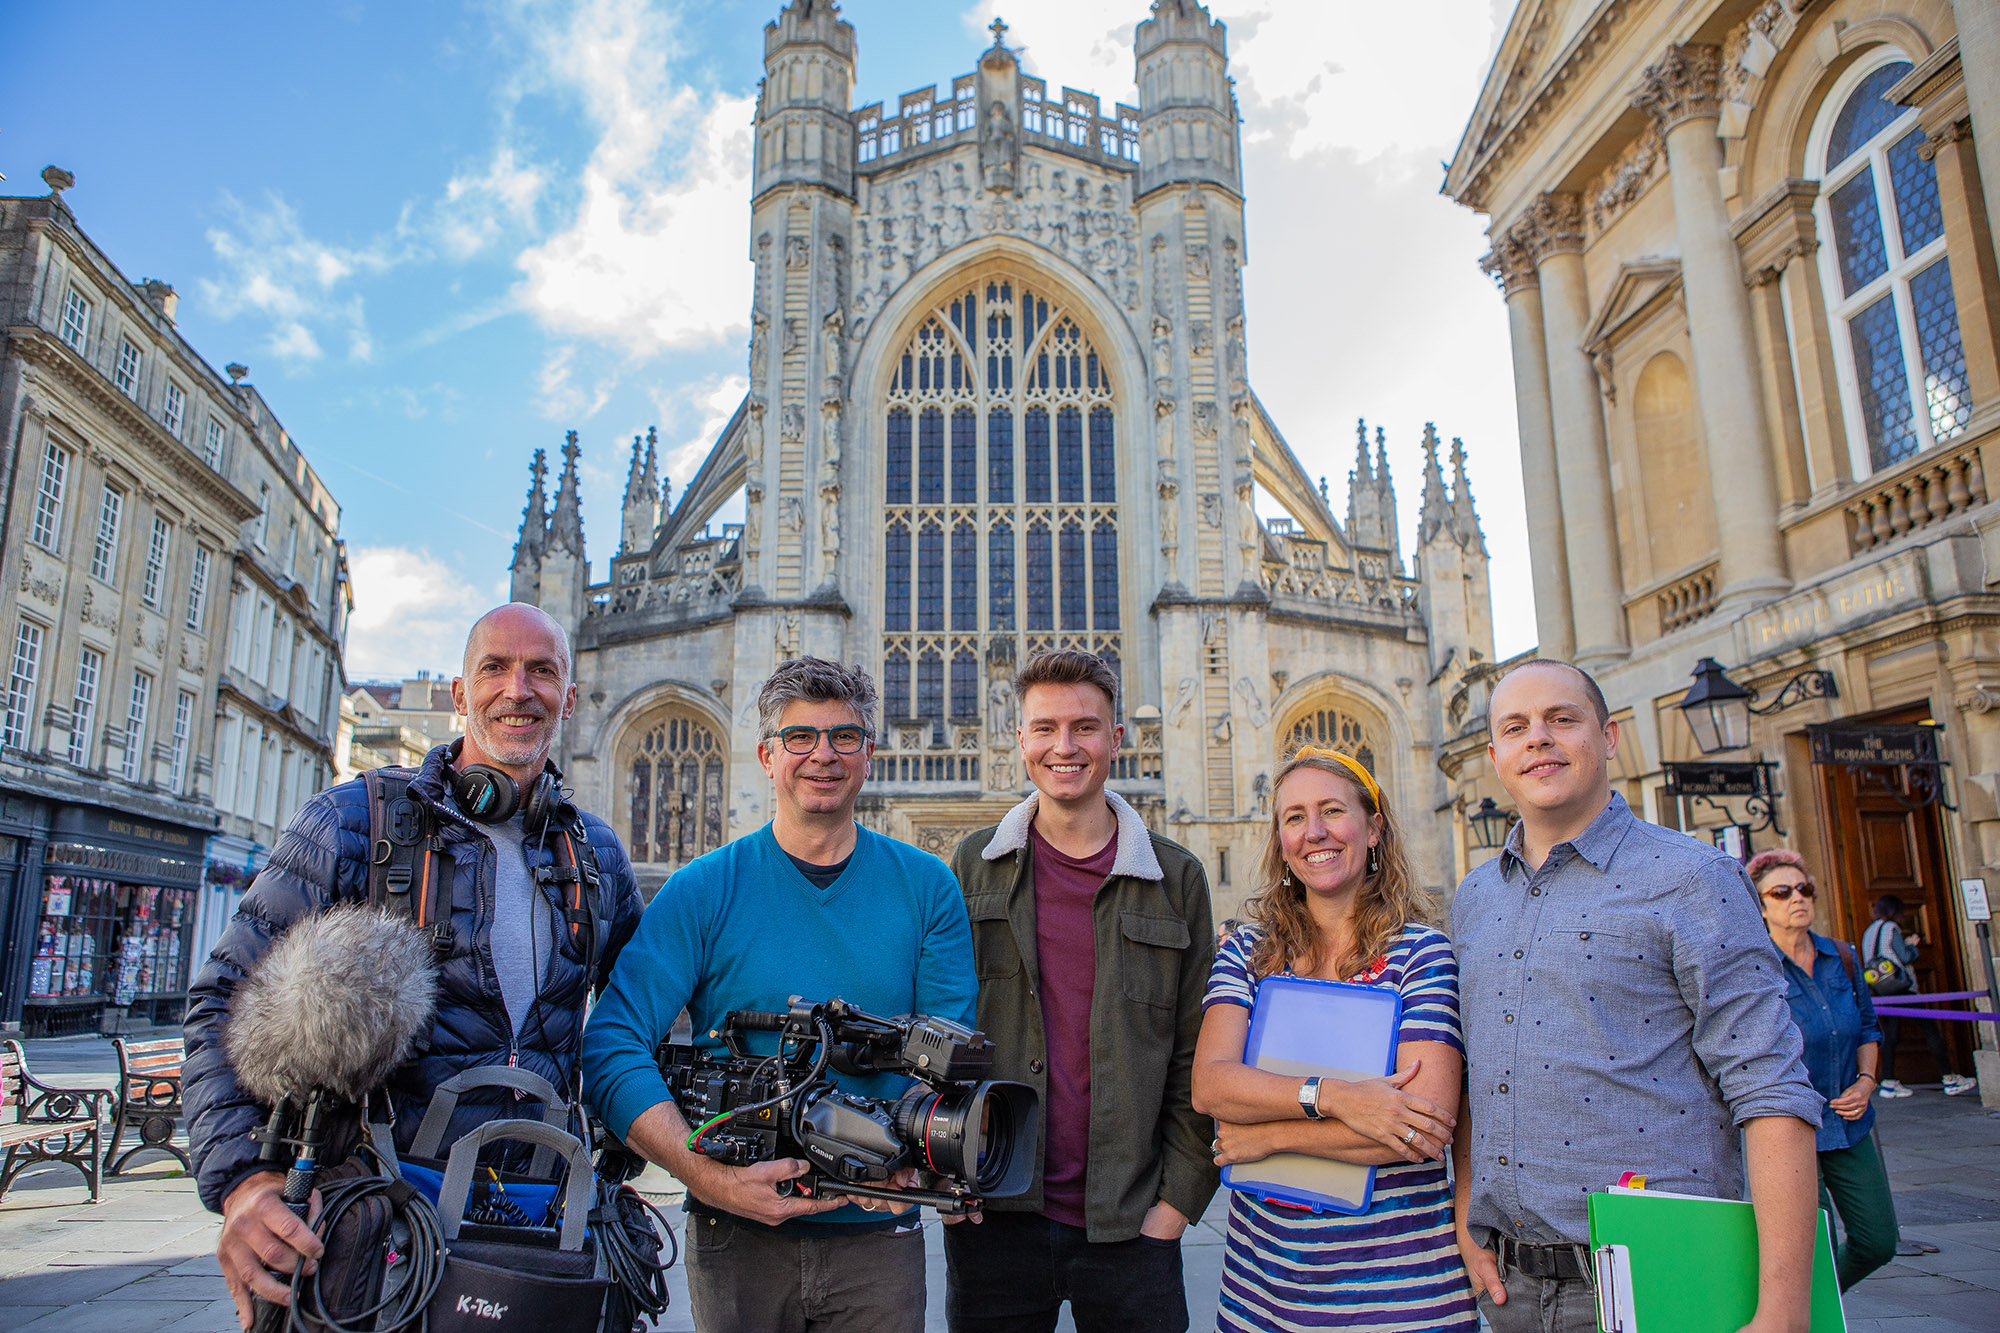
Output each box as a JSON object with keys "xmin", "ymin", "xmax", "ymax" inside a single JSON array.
[
  {"xmin": 1677, "ymin": 658, "xmax": 1841, "ymax": 755},
  {"xmin": 1679, "ymin": 657, "xmax": 1753, "ymax": 755},
  {"xmin": 1468, "ymin": 796, "xmax": 1513, "ymax": 849}
]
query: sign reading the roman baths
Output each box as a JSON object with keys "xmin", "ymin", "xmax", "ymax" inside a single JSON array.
[{"xmin": 1806, "ymin": 722, "xmax": 1940, "ymax": 768}]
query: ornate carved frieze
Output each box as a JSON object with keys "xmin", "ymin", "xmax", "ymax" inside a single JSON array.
[
  {"xmin": 19, "ymin": 553, "xmax": 60, "ymax": 606},
  {"xmin": 1632, "ymin": 43, "xmax": 1723, "ymax": 136},
  {"xmin": 1587, "ymin": 128, "xmax": 1664, "ymax": 237},
  {"xmin": 1517, "ymin": 193, "xmax": 1584, "ymax": 264},
  {"xmin": 849, "ymin": 156, "xmax": 1140, "ymax": 342}
]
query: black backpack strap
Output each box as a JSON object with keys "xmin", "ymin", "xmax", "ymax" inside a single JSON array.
[
  {"xmin": 365, "ymin": 766, "xmax": 454, "ymax": 960},
  {"xmin": 541, "ymin": 823, "xmax": 605, "ymax": 992}
]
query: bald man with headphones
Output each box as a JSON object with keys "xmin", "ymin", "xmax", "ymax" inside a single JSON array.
[{"xmin": 184, "ymin": 602, "xmax": 644, "ymax": 1330}]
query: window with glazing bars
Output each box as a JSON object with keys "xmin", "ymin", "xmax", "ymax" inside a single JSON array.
[
  {"xmin": 115, "ymin": 340, "xmax": 142, "ymax": 397},
  {"xmin": 883, "ymin": 649, "xmax": 911, "ymax": 719},
  {"xmin": 32, "ymin": 442, "xmax": 67, "ymax": 551},
  {"xmin": 203, "ymin": 418, "xmax": 226, "ymax": 469},
  {"xmin": 122, "ymin": 671, "xmax": 152, "ymax": 782},
  {"xmin": 91, "ymin": 486, "xmax": 122, "ymax": 583},
  {"xmin": 951, "ymin": 649, "xmax": 977, "ymax": 719},
  {"xmin": 916, "ymin": 649, "xmax": 943, "ymax": 725},
  {"xmin": 917, "ymin": 519, "xmax": 945, "ymax": 631},
  {"xmin": 1059, "ymin": 518, "xmax": 1086, "ymax": 629},
  {"xmin": 918, "ymin": 408, "xmax": 945, "ymax": 503},
  {"xmin": 68, "ymin": 648, "xmax": 102, "ymax": 767},
  {"xmin": 4, "ymin": 621, "xmax": 41, "ymax": 750},
  {"xmin": 142, "ymin": 516, "xmax": 172, "ymax": 608},
  {"xmin": 952, "ymin": 521, "xmax": 978, "ymax": 630},
  {"xmin": 186, "ymin": 546, "xmax": 211, "ymax": 630},
  {"xmin": 886, "ymin": 409, "xmax": 912, "ymax": 504},
  {"xmin": 884, "ymin": 522, "xmax": 910, "ymax": 631},
  {"xmin": 171, "ymin": 690, "xmax": 195, "ymax": 792},
  {"xmin": 1025, "ymin": 407, "xmax": 1051, "ymax": 502},
  {"xmin": 59, "ymin": 288, "xmax": 90, "ymax": 350}
]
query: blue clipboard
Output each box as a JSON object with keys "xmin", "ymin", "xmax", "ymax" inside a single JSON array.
[{"xmin": 1220, "ymin": 972, "xmax": 1402, "ymax": 1215}]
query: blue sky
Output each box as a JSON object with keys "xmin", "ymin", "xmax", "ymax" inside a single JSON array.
[{"xmin": 6, "ymin": 0, "xmax": 1528, "ymax": 677}]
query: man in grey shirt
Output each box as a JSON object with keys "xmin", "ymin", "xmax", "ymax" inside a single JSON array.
[{"xmin": 1450, "ymin": 659, "xmax": 1822, "ymax": 1333}]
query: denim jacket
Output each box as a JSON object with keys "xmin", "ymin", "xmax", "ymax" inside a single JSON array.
[{"xmin": 1780, "ymin": 933, "xmax": 1882, "ymax": 1152}]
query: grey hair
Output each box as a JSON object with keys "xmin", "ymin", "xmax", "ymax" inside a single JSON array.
[{"xmin": 756, "ymin": 656, "xmax": 879, "ymax": 736}]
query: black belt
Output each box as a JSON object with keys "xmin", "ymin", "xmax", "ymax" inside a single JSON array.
[{"xmin": 1496, "ymin": 1235, "xmax": 1592, "ymax": 1282}]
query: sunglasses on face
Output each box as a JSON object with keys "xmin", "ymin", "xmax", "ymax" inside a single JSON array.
[
  {"xmin": 772, "ymin": 725, "xmax": 870, "ymax": 755},
  {"xmin": 1761, "ymin": 881, "xmax": 1815, "ymax": 901}
]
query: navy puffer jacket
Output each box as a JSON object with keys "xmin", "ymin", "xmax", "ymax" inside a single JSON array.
[{"xmin": 183, "ymin": 743, "xmax": 642, "ymax": 1213}]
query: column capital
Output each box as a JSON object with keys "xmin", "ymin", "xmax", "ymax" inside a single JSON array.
[
  {"xmin": 1480, "ymin": 233, "xmax": 1539, "ymax": 296},
  {"xmin": 1519, "ymin": 193, "xmax": 1585, "ymax": 264},
  {"xmin": 1632, "ymin": 43, "xmax": 1723, "ymax": 136}
]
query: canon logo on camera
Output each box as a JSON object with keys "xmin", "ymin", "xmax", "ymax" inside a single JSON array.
[{"xmin": 456, "ymin": 1295, "xmax": 509, "ymax": 1320}]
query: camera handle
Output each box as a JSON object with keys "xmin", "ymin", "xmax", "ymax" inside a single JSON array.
[{"xmin": 776, "ymin": 1171, "xmax": 982, "ymax": 1217}]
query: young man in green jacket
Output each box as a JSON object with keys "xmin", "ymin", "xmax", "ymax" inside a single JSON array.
[{"xmin": 948, "ymin": 650, "xmax": 1219, "ymax": 1333}]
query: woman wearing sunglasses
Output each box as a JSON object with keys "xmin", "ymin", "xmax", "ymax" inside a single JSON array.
[{"xmin": 1744, "ymin": 849, "xmax": 1899, "ymax": 1290}]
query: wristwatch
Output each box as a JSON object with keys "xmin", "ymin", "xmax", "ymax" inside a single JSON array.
[{"xmin": 1298, "ymin": 1076, "xmax": 1326, "ymax": 1120}]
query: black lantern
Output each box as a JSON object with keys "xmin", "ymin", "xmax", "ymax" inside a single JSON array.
[
  {"xmin": 1678, "ymin": 657, "xmax": 1753, "ymax": 755},
  {"xmin": 1468, "ymin": 796, "xmax": 1513, "ymax": 849}
]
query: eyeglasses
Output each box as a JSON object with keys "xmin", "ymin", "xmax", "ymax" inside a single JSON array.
[
  {"xmin": 772, "ymin": 725, "xmax": 870, "ymax": 755},
  {"xmin": 1761, "ymin": 882, "xmax": 1816, "ymax": 901}
]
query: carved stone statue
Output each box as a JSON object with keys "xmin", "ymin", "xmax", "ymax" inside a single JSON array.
[
  {"xmin": 820, "ymin": 310, "xmax": 844, "ymax": 402},
  {"xmin": 1167, "ymin": 676, "xmax": 1197, "ymax": 724},
  {"xmin": 1235, "ymin": 470, "xmax": 1258, "ymax": 562},
  {"xmin": 819, "ymin": 479, "xmax": 841, "ymax": 559},
  {"xmin": 749, "ymin": 310, "xmax": 769, "ymax": 393},
  {"xmin": 1225, "ymin": 315, "xmax": 1247, "ymax": 398},
  {"xmin": 1200, "ymin": 492, "xmax": 1221, "ymax": 529},
  {"xmin": 980, "ymin": 99, "xmax": 1017, "ymax": 194},
  {"xmin": 744, "ymin": 400, "xmax": 766, "ymax": 473},
  {"xmin": 781, "ymin": 403, "xmax": 805, "ymax": 442},
  {"xmin": 743, "ymin": 481, "xmax": 764, "ymax": 557},
  {"xmin": 820, "ymin": 404, "xmax": 842, "ymax": 472},
  {"xmin": 781, "ymin": 494, "xmax": 805, "ymax": 533},
  {"xmin": 1152, "ymin": 316, "xmax": 1173, "ymax": 389},
  {"xmin": 1154, "ymin": 396, "xmax": 1176, "ymax": 463},
  {"xmin": 988, "ymin": 677, "xmax": 1017, "ymax": 742},
  {"xmin": 1158, "ymin": 472, "xmax": 1180, "ymax": 559}
]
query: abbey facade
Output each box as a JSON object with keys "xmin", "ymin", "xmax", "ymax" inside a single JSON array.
[{"xmin": 507, "ymin": 0, "xmax": 1498, "ymax": 913}]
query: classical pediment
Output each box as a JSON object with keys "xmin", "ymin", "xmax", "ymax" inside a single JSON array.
[{"xmin": 1582, "ymin": 257, "xmax": 1682, "ymax": 355}]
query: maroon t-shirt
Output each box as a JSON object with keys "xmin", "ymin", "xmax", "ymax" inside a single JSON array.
[{"xmin": 1029, "ymin": 821, "xmax": 1117, "ymax": 1229}]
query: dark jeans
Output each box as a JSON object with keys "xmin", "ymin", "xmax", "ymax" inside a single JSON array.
[
  {"xmin": 1820, "ymin": 1131, "xmax": 1899, "ymax": 1290},
  {"xmin": 944, "ymin": 1211, "xmax": 1188, "ymax": 1333},
  {"xmin": 1477, "ymin": 1267, "xmax": 1598, "ymax": 1333},
  {"xmin": 1879, "ymin": 1013, "xmax": 1955, "ymax": 1080},
  {"xmin": 684, "ymin": 1211, "xmax": 925, "ymax": 1333}
]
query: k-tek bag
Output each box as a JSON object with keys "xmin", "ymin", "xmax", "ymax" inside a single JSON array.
[{"xmin": 426, "ymin": 1119, "xmax": 609, "ymax": 1333}]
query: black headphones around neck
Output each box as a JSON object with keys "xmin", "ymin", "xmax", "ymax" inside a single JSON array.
[{"xmin": 448, "ymin": 742, "xmax": 576, "ymax": 835}]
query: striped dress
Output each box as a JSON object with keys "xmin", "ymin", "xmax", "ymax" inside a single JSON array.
[{"xmin": 1205, "ymin": 922, "xmax": 1477, "ymax": 1332}]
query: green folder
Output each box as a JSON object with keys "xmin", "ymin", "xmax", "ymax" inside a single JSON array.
[{"xmin": 1587, "ymin": 1187, "xmax": 1845, "ymax": 1332}]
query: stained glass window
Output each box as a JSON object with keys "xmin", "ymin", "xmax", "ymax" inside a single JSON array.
[
  {"xmin": 884, "ymin": 648, "xmax": 911, "ymax": 719},
  {"xmin": 988, "ymin": 409, "xmax": 1013, "ymax": 502},
  {"xmin": 626, "ymin": 714, "xmax": 724, "ymax": 867},
  {"xmin": 1026, "ymin": 519, "xmax": 1053, "ymax": 630},
  {"xmin": 1092, "ymin": 519, "xmax": 1119, "ymax": 630},
  {"xmin": 1056, "ymin": 406, "xmax": 1084, "ymax": 502},
  {"xmin": 1089, "ymin": 407, "xmax": 1116, "ymax": 502},
  {"xmin": 952, "ymin": 520, "xmax": 978, "ymax": 630},
  {"xmin": 990, "ymin": 517, "xmax": 1015, "ymax": 630},
  {"xmin": 918, "ymin": 407, "xmax": 945, "ymax": 503},
  {"xmin": 884, "ymin": 521, "xmax": 910, "ymax": 631},
  {"xmin": 951, "ymin": 649, "xmax": 978, "ymax": 719},
  {"xmin": 1059, "ymin": 518, "xmax": 1086, "ymax": 630},
  {"xmin": 880, "ymin": 274, "xmax": 1120, "ymax": 768},
  {"xmin": 1911, "ymin": 259, "xmax": 1972, "ymax": 442},
  {"xmin": 1025, "ymin": 407, "xmax": 1051, "ymax": 502},
  {"xmin": 952, "ymin": 407, "xmax": 978, "ymax": 503},
  {"xmin": 1816, "ymin": 54, "xmax": 1971, "ymax": 477},
  {"xmin": 916, "ymin": 647, "xmax": 944, "ymax": 723},
  {"xmin": 886, "ymin": 409, "xmax": 911, "ymax": 504},
  {"xmin": 917, "ymin": 518, "xmax": 944, "ymax": 631}
]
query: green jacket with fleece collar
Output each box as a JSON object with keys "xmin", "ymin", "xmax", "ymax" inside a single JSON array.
[{"xmin": 950, "ymin": 788, "xmax": 1220, "ymax": 1241}]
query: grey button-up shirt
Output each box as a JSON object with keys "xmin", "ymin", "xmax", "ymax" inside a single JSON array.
[{"xmin": 1451, "ymin": 793, "xmax": 1821, "ymax": 1246}]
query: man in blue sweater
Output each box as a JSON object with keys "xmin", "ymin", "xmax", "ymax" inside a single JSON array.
[{"xmin": 583, "ymin": 656, "xmax": 977, "ymax": 1332}]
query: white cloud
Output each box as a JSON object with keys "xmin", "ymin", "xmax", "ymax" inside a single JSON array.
[
  {"xmin": 199, "ymin": 193, "xmax": 396, "ymax": 365},
  {"xmin": 435, "ymin": 145, "xmax": 549, "ymax": 260},
  {"xmin": 509, "ymin": 0, "xmax": 757, "ymax": 358},
  {"xmin": 651, "ymin": 373, "xmax": 748, "ymax": 489},
  {"xmin": 345, "ymin": 546, "xmax": 502, "ymax": 677}
]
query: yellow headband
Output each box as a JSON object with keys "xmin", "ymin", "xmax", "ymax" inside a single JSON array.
[{"xmin": 1289, "ymin": 745, "xmax": 1383, "ymax": 811}]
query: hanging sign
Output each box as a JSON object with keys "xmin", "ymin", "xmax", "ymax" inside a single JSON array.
[
  {"xmin": 1663, "ymin": 762, "xmax": 1763, "ymax": 797},
  {"xmin": 1807, "ymin": 723, "xmax": 1939, "ymax": 767},
  {"xmin": 1962, "ymin": 878, "xmax": 1993, "ymax": 923}
]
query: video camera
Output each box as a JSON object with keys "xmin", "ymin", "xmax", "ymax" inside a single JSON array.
[{"xmin": 656, "ymin": 996, "xmax": 1040, "ymax": 1216}]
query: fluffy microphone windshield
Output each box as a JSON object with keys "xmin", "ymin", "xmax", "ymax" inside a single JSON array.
[{"xmin": 226, "ymin": 904, "xmax": 439, "ymax": 1106}]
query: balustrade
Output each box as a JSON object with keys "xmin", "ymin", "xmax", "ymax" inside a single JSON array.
[
  {"xmin": 1845, "ymin": 444, "xmax": 1989, "ymax": 554},
  {"xmin": 1656, "ymin": 564, "xmax": 1718, "ymax": 633}
]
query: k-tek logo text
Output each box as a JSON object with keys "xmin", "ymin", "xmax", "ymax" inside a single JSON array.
[{"xmin": 456, "ymin": 1295, "xmax": 508, "ymax": 1320}]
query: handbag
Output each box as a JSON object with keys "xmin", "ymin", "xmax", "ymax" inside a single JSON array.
[
  {"xmin": 427, "ymin": 1119, "xmax": 610, "ymax": 1333},
  {"xmin": 1861, "ymin": 922, "xmax": 1916, "ymax": 996}
]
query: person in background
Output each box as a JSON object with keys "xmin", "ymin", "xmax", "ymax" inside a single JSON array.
[
  {"xmin": 1748, "ymin": 850, "xmax": 1898, "ymax": 1290},
  {"xmin": 1216, "ymin": 918, "xmax": 1243, "ymax": 945},
  {"xmin": 1864, "ymin": 894, "xmax": 1976, "ymax": 1098},
  {"xmin": 1194, "ymin": 746, "xmax": 1475, "ymax": 1332}
]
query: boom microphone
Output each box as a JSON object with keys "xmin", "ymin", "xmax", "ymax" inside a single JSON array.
[{"xmin": 226, "ymin": 902, "xmax": 439, "ymax": 1107}]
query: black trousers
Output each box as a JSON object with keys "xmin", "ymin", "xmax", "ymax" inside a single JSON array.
[
  {"xmin": 944, "ymin": 1211, "xmax": 1188, "ymax": 1333},
  {"xmin": 1879, "ymin": 1012, "xmax": 1955, "ymax": 1080}
]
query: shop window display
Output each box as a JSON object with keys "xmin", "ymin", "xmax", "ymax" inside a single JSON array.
[{"xmin": 28, "ymin": 873, "xmax": 194, "ymax": 1030}]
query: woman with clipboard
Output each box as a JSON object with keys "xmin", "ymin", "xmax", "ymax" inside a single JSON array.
[{"xmin": 1193, "ymin": 746, "xmax": 1476, "ymax": 1332}]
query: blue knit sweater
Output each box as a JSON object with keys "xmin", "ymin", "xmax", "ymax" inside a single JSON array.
[{"xmin": 582, "ymin": 823, "xmax": 976, "ymax": 1187}]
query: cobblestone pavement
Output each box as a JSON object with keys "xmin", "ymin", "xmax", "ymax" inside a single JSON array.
[{"xmin": 3, "ymin": 1035, "xmax": 1995, "ymax": 1331}]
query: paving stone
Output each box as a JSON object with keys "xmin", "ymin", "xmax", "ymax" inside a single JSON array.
[
  {"xmin": 0, "ymin": 1261, "xmax": 163, "ymax": 1307},
  {"xmin": 10, "ymin": 1301, "xmax": 220, "ymax": 1333},
  {"xmin": 0, "ymin": 1311, "xmax": 60, "ymax": 1333},
  {"xmin": 97, "ymin": 1273, "xmax": 245, "ymax": 1301}
]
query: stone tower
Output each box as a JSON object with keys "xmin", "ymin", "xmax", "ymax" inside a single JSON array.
[
  {"xmin": 1345, "ymin": 419, "xmax": 1402, "ymax": 574},
  {"xmin": 509, "ymin": 447, "xmax": 548, "ymax": 605},
  {"xmin": 620, "ymin": 428, "xmax": 661, "ymax": 556},
  {"xmin": 539, "ymin": 432, "xmax": 588, "ymax": 630},
  {"xmin": 1415, "ymin": 424, "xmax": 1494, "ymax": 676}
]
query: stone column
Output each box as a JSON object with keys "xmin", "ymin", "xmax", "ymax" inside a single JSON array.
[
  {"xmin": 1924, "ymin": 123, "xmax": 2000, "ymax": 408},
  {"xmin": 1954, "ymin": 0, "xmax": 2000, "ymax": 278},
  {"xmin": 1482, "ymin": 235, "xmax": 1576, "ymax": 661},
  {"xmin": 1635, "ymin": 43, "xmax": 1789, "ymax": 611},
  {"xmin": 1521, "ymin": 193, "xmax": 1626, "ymax": 667}
]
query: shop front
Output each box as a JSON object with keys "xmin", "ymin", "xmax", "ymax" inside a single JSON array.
[{"xmin": 11, "ymin": 803, "xmax": 212, "ymax": 1036}]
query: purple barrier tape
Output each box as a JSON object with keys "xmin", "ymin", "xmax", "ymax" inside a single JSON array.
[
  {"xmin": 1894, "ymin": 990, "xmax": 1992, "ymax": 1002},
  {"xmin": 1870, "ymin": 1007, "xmax": 1998, "ymax": 1021}
]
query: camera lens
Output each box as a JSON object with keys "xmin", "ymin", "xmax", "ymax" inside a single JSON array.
[{"xmin": 890, "ymin": 1080, "xmax": 1039, "ymax": 1198}]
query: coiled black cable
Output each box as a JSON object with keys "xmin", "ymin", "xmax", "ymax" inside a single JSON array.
[
  {"xmin": 593, "ymin": 1179, "xmax": 678, "ymax": 1331},
  {"xmin": 278, "ymin": 1160, "xmax": 446, "ymax": 1333}
]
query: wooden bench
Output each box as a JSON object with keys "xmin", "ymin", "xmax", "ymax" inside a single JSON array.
[
  {"xmin": 1, "ymin": 1039, "xmax": 106, "ymax": 1203},
  {"xmin": 106, "ymin": 1035, "xmax": 190, "ymax": 1176}
]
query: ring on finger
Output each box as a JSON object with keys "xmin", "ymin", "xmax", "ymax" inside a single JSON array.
[{"xmin": 1402, "ymin": 1127, "xmax": 1417, "ymax": 1145}]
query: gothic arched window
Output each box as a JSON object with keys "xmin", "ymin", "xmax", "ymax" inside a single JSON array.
[
  {"xmin": 1285, "ymin": 706, "xmax": 1379, "ymax": 778},
  {"xmin": 1813, "ymin": 52, "xmax": 1972, "ymax": 474},
  {"xmin": 882, "ymin": 279, "xmax": 1123, "ymax": 755},
  {"xmin": 625, "ymin": 712, "xmax": 724, "ymax": 867}
]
